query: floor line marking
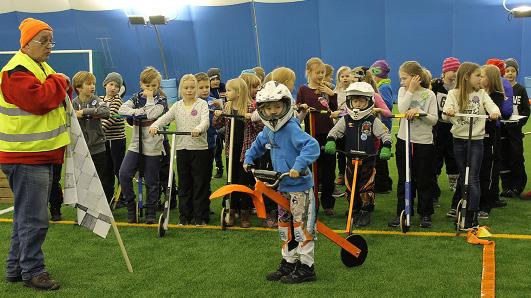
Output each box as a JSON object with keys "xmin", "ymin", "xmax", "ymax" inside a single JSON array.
[{"xmin": 1, "ymin": 218, "xmax": 530, "ymax": 240}]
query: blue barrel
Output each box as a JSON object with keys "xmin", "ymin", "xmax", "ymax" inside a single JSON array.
[
  {"xmin": 525, "ymin": 77, "xmax": 531, "ymax": 98},
  {"xmin": 161, "ymin": 78, "xmax": 178, "ymax": 106}
]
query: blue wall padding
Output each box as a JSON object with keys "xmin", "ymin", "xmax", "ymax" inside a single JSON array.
[
  {"xmin": 255, "ymin": 0, "xmax": 322, "ymax": 88},
  {"xmin": 0, "ymin": 0, "xmax": 529, "ymax": 99},
  {"xmin": 190, "ymin": 3, "xmax": 257, "ymax": 82}
]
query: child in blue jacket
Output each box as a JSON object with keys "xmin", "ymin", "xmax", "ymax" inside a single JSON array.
[{"xmin": 244, "ymin": 81, "xmax": 320, "ymax": 284}]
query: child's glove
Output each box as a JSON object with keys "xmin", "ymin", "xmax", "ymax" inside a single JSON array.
[
  {"xmin": 379, "ymin": 147, "xmax": 391, "ymax": 160},
  {"xmin": 324, "ymin": 140, "xmax": 336, "ymax": 155}
]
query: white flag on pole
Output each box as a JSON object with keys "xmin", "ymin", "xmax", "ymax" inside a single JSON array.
[{"xmin": 63, "ymin": 98, "xmax": 114, "ymax": 238}]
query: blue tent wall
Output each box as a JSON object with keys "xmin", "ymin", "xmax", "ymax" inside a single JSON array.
[
  {"xmin": 190, "ymin": 3, "xmax": 257, "ymax": 81},
  {"xmin": 0, "ymin": 0, "xmax": 530, "ymax": 98},
  {"xmin": 255, "ymin": 0, "xmax": 321, "ymax": 89}
]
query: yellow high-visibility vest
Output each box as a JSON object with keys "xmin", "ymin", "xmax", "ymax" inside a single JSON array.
[{"xmin": 0, "ymin": 51, "xmax": 69, "ymax": 152}]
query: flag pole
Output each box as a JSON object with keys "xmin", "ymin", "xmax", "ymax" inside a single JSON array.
[{"xmin": 111, "ymin": 221, "xmax": 133, "ymax": 273}]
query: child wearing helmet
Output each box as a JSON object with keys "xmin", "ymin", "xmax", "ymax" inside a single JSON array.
[
  {"xmin": 324, "ymin": 82, "xmax": 392, "ymax": 227},
  {"xmin": 244, "ymin": 81, "xmax": 320, "ymax": 284}
]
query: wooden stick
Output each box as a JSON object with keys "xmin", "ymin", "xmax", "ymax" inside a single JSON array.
[
  {"xmin": 0, "ymin": 206, "xmax": 14, "ymax": 215},
  {"xmin": 111, "ymin": 220, "xmax": 133, "ymax": 273}
]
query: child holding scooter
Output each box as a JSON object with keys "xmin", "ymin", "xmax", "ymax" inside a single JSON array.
[
  {"xmin": 149, "ymin": 74, "xmax": 210, "ymax": 226},
  {"xmin": 244, "ymin": 81, "xmax": 320, "ymax": 284},
  {"xmin": 213, "ymin": 77, "xmax": 254, "ymax": 228},
  {"xmin": 118, "ymin": 67, "xmax": 168, "ymax": 224},
  {"xmin": 388, "ymin": 61, "xmax": 438, "ymax": 229},
  {"xmin": 443, "ymin": 62, "xmax": 500, "ymax": 230},
  {"xmin": 324, "ymin": 82, "xmax": 392, "ymax": 227}
]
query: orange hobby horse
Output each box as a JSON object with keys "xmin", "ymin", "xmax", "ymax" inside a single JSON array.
[{"xmin": 210, "ymin": 169, "xmax": 368, "ymax": 267}]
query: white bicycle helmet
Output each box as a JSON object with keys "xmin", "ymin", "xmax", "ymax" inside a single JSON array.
[
  {"xmin": 256, "ymin": 81, "xmax": 293, "ymax": 132},
  {"xmin": 345, "ymin": 82, "xmax": 375, "ymax": 120}
]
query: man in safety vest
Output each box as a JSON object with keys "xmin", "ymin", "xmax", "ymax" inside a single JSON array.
[{"xmin": 0, "ymin": 18, "xmax": 70, "ymax": 291}]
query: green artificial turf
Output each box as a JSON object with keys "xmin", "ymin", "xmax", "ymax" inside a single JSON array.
[{"xmin": 0, "ymin": 113, "xmax": 530, "ymax": 297}]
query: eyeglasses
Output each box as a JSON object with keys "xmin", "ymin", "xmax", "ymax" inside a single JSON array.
[{"xmin": 31, "ymin": 40, "xmax": 56, "ymax": 48}]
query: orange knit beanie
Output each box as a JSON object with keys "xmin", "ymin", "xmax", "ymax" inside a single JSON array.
[{"xmin": 19, "ymin": 18, "xmax": 52, "ymax": 48}]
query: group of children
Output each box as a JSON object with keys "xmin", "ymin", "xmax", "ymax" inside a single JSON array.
[{"xmin": 58, "ymin": 55, "xmax": 528, "ymax": 283}]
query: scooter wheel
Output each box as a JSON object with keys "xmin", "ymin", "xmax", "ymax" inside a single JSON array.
[
  {"xmin": 455, "ymin": 199, "xmax": 464, "ymax": 232},
  {"xmin": 340, "ymin": 234, "xmax": 368, "ymax": 267},
  {"xmin": 399, "ymin": 210, "xmax": 409, "ymax": 233},
  {"xmin": 158, "ymin": 214, "xmax": 166, "ymax": 237},
  {"xmin": 220, "ymin": 207, "xmax": 227, "ymax": 231}
]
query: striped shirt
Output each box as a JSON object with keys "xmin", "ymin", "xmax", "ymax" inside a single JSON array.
[{"xmin": 100, "ymin": 95, "xmax": 126, "ymax": 140}]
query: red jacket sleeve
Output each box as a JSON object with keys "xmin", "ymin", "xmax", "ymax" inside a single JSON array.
[{"xmin": 1, "ymin": 70, "xmax": 68, "ymax": 115}]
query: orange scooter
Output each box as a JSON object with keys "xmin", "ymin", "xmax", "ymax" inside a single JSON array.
[
  {"xmin": 336, "ymin": 149, "xmax": 377, "ymax": 235},
  {"xmin": 210, "ymin": 169, "xmax": 368, "ymax": 267}
]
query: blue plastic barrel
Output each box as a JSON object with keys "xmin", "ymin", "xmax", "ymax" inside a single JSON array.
[{"xmin": 161, "ymin": 78, "xmax": 177, "ymax": 106}]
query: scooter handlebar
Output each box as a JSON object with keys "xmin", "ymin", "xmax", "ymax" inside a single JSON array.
[
  {"xmin": 210, "ymin": 110, "xmax": 245, "ymax": 119},
  {"xmin": 320, "ymin": 146, "xmax": 378, "ymax": 159},
  {"xmin": 156, "ymin": 131, "xmax": 200, "ymax": 136},
  {"xmin": 453, "ymin": 113, "xmax": 490, "ymax": 119},
  {"xmin": 390, "ymin": 112, "xmax": 427, "ymax": 118},
  {"xmin": 251, "ymin": 168, "xmax": 308, "ymax": 188}
]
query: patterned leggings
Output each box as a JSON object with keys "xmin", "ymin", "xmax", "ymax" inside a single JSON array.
[{"xmin": 277, "ymin": 190, "xmax": 317, "ymax": 266}]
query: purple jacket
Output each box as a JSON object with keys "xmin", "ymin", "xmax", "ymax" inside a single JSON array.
[{"xmin": 501, "ymin": 78, "xmax": 513, "ymax": 119}]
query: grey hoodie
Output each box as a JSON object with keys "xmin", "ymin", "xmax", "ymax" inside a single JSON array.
[{"xmin": 73, "ymin": 94, "xmax": 110, "ymax": 155}]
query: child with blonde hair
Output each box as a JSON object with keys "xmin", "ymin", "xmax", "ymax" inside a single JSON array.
[
  {"xmin": 240, "ymin": 71, "xmax": 277, "ymax": 227},
  {"xmin": 333, "ymin": 66, "xmax": 351, "ymax": 185},
  {"xmin": 240, "ymin": 72, "xmax": 261, "ymax": 100},
  {"xmin": 253, "ymin": 66, "xmax": 266, "ymax": 82},
  {"xmin": 388, "ymin": 61, "xmax": 438, "ymax": 229},
  {"xmin": 271, "ymin": 67, "xmax": 296, "ymax": 92},
  {"xmin": 324, "ymin": 64, "xmax": 335, "ymax": 89},
  {"xmin": 119, "ymin": 66, "xmax": 168, "ymax": 223},
  {"xmin": 474, "ymin": 64, "xmax": 506, "ymax": 218},
  {"xmin": 213, "ymin": 77, "xmax": 254, "ymax": 227},
  {"xmin": 334, "ymin": 66, "xmax": 352, "ymax": 112},
  {"xmin": 296, "ymin": 57, "xmax": 339, "ymax": 215},
  {"xmin": 442, "ymin": 62, "xmax": 500, "ymax": 229},
  {"xmin": 72, "ymin": 71, "xmax": 114, "ymax": 202},
  {"xmin": 149, "ymin": 74, "xmax": 210, "ymax": 225}
]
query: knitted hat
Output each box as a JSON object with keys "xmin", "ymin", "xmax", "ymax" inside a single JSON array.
[
  {"xmin": 207, "ymin": 68, "xmax": 221, "ymax": 80},
  {"xmin": 103, "ymin": 72, "xmax": 123, "ymax": 88},
  {"xmin": 504, "ymin": 58, "xmax": 519, "ymax": 74},
  {"xmin": 486, "ymin": 58, "xmax": 505, "ymax": 76},
  {"xmin": 19, "ymin": 18, "xmax": 52, "ymax": 48},
  {"xmin": 442, "ymin": 57, "xmax": 460, "ymax": 73},
  {"xmin": 369, "ymin": 60, "xmax": 390, "ymax": 78}
]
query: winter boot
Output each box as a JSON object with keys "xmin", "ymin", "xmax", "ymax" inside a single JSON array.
[
  {"xmin": 266, "ymin": 259, "xmax": 297, "ymax": 281},
  {"xmin": 419, "ymin": 216, "xmax": 432, "ymax": 228},
  {"xmin": 214, "ymin": 167, "xmax": 223, "ymax": 178},
  {"xmin": 388, "ymin": 216, "xmax": 400, "ymax": 228},
  {"xmin": 145, "ymin": 207, "xmax": 156, "ymax": 224},
  {"xmin": 462, "ymin": 210, "xmax": 478, "ymax": 230},
  {"xmin": 355, "ymin": 210, "xmax": 371, "ymax": 227},
  {"xmin": 280, "ymin": 263, "xmax": 316, "ymax": 284},
  {"xmin": 50, "ymin": 207, "xmax": 62, "ymax": 222},
  {"xmin": 126, "ymin": 200, "xmax": 137, "ymax": 223},
  {"xmin": 240, "ymin": 209, "xmax": 251, "ymax": 228}
]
